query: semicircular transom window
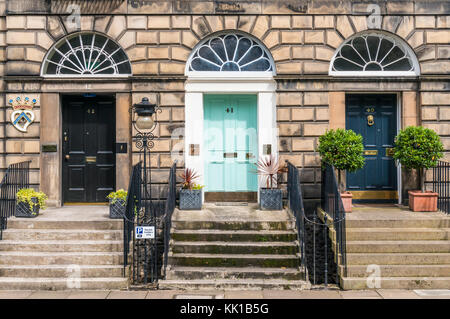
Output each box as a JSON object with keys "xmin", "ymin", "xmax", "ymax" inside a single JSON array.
[
  {"xmin": 187, "ymin": 33, "xmax": 275, "ymax": 74},
  {"xmin": 42, "ymin": 32, "xmax": 132, "ymax": 77},
  {"xmin": 330, "ymin": 33, "xmax": 419, "ymax": 76}
]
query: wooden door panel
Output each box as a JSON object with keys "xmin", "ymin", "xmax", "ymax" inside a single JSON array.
[
  {"xmin": 62, "ymin": 96, "xmax": 115, "ymax": 203},
  {"xmin": 204, "ymin": 94, "xmax": 257, "ymax": 193},
  {"xmin": 346, "ymin": 94, "xmax": 397, "ymax": 192}
]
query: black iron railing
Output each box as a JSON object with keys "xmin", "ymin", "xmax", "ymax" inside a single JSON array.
[
  {"xmin": 321, "ymin": 164, "xmax": 347, "ymax": 279},
  {"xmin": 286, "ymin": 161, "xmax": 347, "ymax": 287},
  {"xmin": 123, "ymin": 162, "xmax": 142, "ymax": 277},
  {"xmin": 0, "ymin": 161, "xmax": 31, "ymax": 240},
  {"xmin": 433, "ymin": 161, "xmax": 450, "ymax": 214},
  {"xmin": 286, "ymin": 161, "xmax": 308, "ymax": 277},
  {"xmin": 163, "ymin": 161, "xmax": 177, "ymax": 278},
  {"xmin": 122, "ymin": 161, "xmax": 177, "ymax": 285}
]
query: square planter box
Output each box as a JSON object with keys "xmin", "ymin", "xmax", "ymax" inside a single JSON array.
[
  {"xmin": 408, "ymin": 190, "xmax": 438, "ymax": 212},
  {"xmin": 179, "ymin": 189, "xmax": 202, "ymax": 210},
  {"xmin": 341, "ymin": 192, "xmax": 353, "ymax": 213},
  {"xmin": 260, "ymin": 188, "xmax": 283, "ymax": 211},
  {"xmin": 15, "ymin": 198, "xmax": 39, "ymax": 218},
  {"xmin": 109, "ymin": 199, "xmax": 126, "ymax": 219}
]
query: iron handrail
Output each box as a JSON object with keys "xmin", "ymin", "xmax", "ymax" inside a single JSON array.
[
  {"xmin": 0, "ymin": 161, "xmax": 32, "ymax": 240},
  {"xmin": 433, "ymin": 160, "xmax": 450, "ymax": 214},
  {"xmin": 320, "ymin": 164, "xmax": 347, "ymax": 278},
  {"xmin": 122, "ymin": 162, "xmax": 142, "ymax": 277},
  {"xmin": 163, "ymin": 161, "xmax": 177, "ymax": 278},
  {"xmin": 286, "ymin": 161, "xmax": 347, "ymax": 286},
  {"xmin": 285, "ymin": 161, "xmax": 308, "ymax": 279}
]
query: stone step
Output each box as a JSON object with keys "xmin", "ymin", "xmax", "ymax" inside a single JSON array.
[
  {"xmin": 0, "ymin": 265, "xmax": 124, "ymax": 278},
  {"xmin": 172, "ymin": 220, "xmax": 295, "ymax": 231},
  {"xmin": 0, "ymin": 277, "xmax": 128, "ymax": 290},
  {"xmin": 0, "ymin": 251, "xmax": 124, "ymax": 265},
  {"xmin": 171, "ymin": 229, "xmax": 297, "ymax": 242},
  {"xmin": 7, "ymin": 219, "xmax": 122, "ymax": 230},
  {"xmin": 158, "ymin": 279, "xmax": 310, "ymax": 290},
  {"xmin": 346, "ymin": 240, "xmax": 450, "ymax": 253},
  {"xmin": 341, "ymin": 276, "xmax": 450, "ymax": 290},
  {"xmin": 0, "ymin": 240, "xmax": 123, "ymax": 252},
  {"xmin": 165, "ymin": 266, "xmax": 305, "ymax": 280},
  {"xmin": 346, "ymin": 253, "xmax": 450, "ymax": 265},
  {"xmin": 344, "ymin": 228, "xmax": 450, "ymax": 241},
  {"xmin": 171, "ymin": 241, "xmax": 298, "ymax": 255},
  {"xmin": 346, "ymin": 219, "xmax": 450, "ymax": 229},
  {"xmin": 1, "ymin": 229, "xmax": 123, "ymax": 241},
  {"xmin": 169, "ymin": 253, "xmax": 300, "ymax": 268},
  {"xmin": 341, "ymin": 264, "xmax": 450, "ymax": 278}
]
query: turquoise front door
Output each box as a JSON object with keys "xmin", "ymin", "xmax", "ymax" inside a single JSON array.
[{"xmin": 204, "ymin": 94, "xmax": 258, "ymax": 201}]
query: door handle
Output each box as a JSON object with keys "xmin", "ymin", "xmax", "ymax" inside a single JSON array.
[{"xmin": 65, "ymin": 155, "xmax": 70, "ymax": 160}]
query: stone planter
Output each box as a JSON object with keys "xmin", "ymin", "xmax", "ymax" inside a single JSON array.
[
  {"xmin": 340, "ymin": 192, "xmax": 353, "ymax": 213},
  {"xmin": 15, "ymin": 198, "xmax": 39, "ymax": 218},
  {"xmin": 260, "ymin": 188, "xmax": 283, "ymax": 211},
  {"xmin": 408, "ymin": 190, "xmax": 438, "ymax": 212},
  {"xmin": 109, "ymin": 198, "xmax": 126, "ymax": 219},
  {"xmin": 179, "ymin": 189, "xmax": 202, "ymax": 210}
]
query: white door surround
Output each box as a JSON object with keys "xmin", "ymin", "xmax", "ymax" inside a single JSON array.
[{"xmin": 184, "ymin": 74, "xmax": 278, "ymax": 200}]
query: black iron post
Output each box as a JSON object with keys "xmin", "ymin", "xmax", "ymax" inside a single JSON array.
[{"xmin": 131, "ymin": 97, "xmax": 161, "ymax": 284}]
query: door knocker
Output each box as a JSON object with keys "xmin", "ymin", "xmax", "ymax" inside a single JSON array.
[{"xmin": 367, "ymin": 115, "xmax": 374, "ymax": 126}]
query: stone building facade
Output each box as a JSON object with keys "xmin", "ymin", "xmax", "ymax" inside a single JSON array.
[{"xmin": 0, "ymin": 0, "xmax": 449, "ymax": 209}]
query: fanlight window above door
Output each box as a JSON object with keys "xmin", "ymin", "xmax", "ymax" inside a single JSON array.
[
  {"xmin": 329, "ymin": 33, "xmax": 420, "ymax": 76},
  {"xmin": 42, "ymin": 33, "xmax": 132, "ymax": 77},
  {"xmin": 187, "ymin": 33, "xmax": 275, "ymax": 75}
]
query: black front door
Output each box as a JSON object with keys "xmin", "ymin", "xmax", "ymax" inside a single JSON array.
[{"xmin": 62, "ymin": 95, "xmax": 116, "ymax": 203}]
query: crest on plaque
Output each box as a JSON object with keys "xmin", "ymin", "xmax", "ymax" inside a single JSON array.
[{"xmin": 9, "ymin": 97, "xmax": 37, "ymax": 133}]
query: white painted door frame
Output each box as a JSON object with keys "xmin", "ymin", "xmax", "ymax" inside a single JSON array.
[{"xmin": 184, "ymin": 75, "xmax": 277, "ymax": 201}]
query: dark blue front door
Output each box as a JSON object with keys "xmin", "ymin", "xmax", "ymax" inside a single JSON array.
[{"xmin": 346, "ymin": 94, "xmax": 397, "ymax": 199}]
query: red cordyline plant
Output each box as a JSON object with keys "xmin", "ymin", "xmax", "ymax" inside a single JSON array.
[
  {"xmin": 255, "ymin": 155, "xmax": 287, "ymax": 189},
  {"xmin": 180, "ymin": 168, "xmax": 200, "ymax": 190}
]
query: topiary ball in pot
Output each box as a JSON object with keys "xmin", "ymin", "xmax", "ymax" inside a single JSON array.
[
  {"xmin": 393, "ymin": 126, "xmax": 443, "ymax": 211},
  {"xmin": 318, "ymin": 129, "xmax": 365, "ymax": 212}
]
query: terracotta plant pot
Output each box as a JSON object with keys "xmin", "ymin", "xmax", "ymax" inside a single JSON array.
[
  {"xmin": 340, "ymin": 192, "xmax": 353, "ymax": 213},
  {"xmin": 408, "ymin": 190, "xmax": 438, "ymax": 212}
]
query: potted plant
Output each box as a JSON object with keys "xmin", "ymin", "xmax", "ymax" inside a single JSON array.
[
  {"xmin": 255, "ymin": 155, "xmax": 287, "ymax": 210},
  {"xmin": 393, "ymin": 126, "xmax": 444, "ymax": 212},
  {"xmin": 318, "ymin": 129, "xmax": 365, "ymax": 213},
  {"xmin": 15, "ymin": 188, "xmax": 48, "ymax": 218},
  {"xmin": 107, "ymin": 189, "xmax": 128, "ymax": 219},
  {"xmin": 179, "ymin": 168, "xmax": 203, "ymax": 210}
]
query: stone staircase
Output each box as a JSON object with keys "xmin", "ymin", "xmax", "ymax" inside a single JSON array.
[
  {"xmin": 159, "ymin": 204, "xmax": 309, "ymax": 290},
  {"xmin": 330, "ymin": 206, "xmax": 450, "ymax": 290},
  {"xmin": 0, "ymin": 207, "xmax": 128, "ymax": 290}
]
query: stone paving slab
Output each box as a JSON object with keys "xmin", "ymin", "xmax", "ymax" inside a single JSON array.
[
  {"xmin": 339, "ymin": 290, "xmax": 382, "ymax": 299},
  {"xmin": 0, "ymin": 290, "xmax": 33, "ymax": 299},
  {"xmin": 349, "ymin": 204, "xmax": 450, "ymax": 220},
  {"xmin": 17, "ymin": 206, "xmax": 110, "ymax": 221},
  {"xmin": 27, "ymin": 291, "xmax": 73, "ymax": 299},
  {"xmin": 107, "ymin": 291, "xmax": 148, "ymax": 299},
  {"xmin": 174, "ymin": 204, "xmax": 292, "ymax": 222},
  {"xmin": 262, "ymin": 290, "xmax": 341, "ymax": 299},
  {"xmin": 66, "ymin": 290, "xmax": 111, "ymax": 299},
  {"xmin": 224, "ymin": 290, "xmax": 263, "ymax": 299},
  {"xmin": 376, "ymin": 289, "xmax": 421, "ymax": 299},
  {"xmin": 1, "ymin": 289, "xmax": 450, "ymax": 299}
]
